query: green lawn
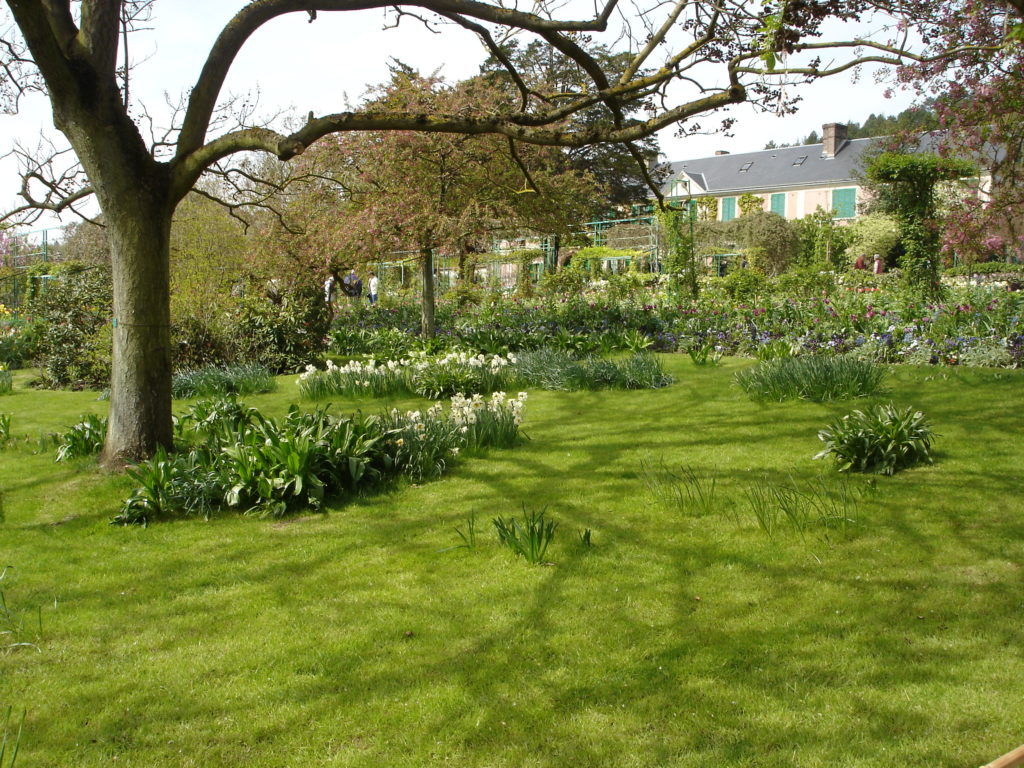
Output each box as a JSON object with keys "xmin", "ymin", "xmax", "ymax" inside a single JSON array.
[{"xmin": 2, "ymin": 358, "xmax": 1023, "ymax": 767}]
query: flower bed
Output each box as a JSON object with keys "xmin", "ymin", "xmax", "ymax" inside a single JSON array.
[{"xmin": 329, "ymin": 279, "xmax": 1024, "ymax": 367}]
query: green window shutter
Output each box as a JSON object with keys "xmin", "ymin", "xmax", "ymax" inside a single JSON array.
[
  {"xmin": 770, "ymin": 193, "xmax": 786, "ymax": 217},
  {"xmin": 831, "ymin": 187, "xmax": 856, "ymax": 219},
  {"xmin": 721, "ymin": 197, "xmax": 736, "ymax": 221}
]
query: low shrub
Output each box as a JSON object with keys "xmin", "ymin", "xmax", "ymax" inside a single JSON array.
[
  {"xmin": 409, "ymin": 352, "xmax": 514, "ymax": 399},
  {"xmin": 171, "ymin": 316, "xmax": 233, "ymax": 371},
  {"xmin": 815, "ymin": 403, "xmax": 935, "ymax": 475},
  {"xmin": 117, "ymin": 393, "xmax": 528, "ymax": 524},
  {"xmin": 0, "ymin": 320, "xmax": 41, "ymax": 369},
  {"xmin": 0, "ymin": 367, "xmax": 11, "ymax": 395},
  {"xmin": 171, "ymin": 364, "xmax": 276, "ymax": 399},
  {"xmin": 55, "ymin": 413, "xmax": 108, "ymax": 462},
  {"xmin": 231, "ymin": 285, "xmax": 330, "ymax": 374},
  {"xmin": 297, "ymin": 358, "xmax": 410, "ymax": 400},
  {"xmin": 513, "ymin": 348, "xmax": 672, "ymax": 391},
  {"xmin": 30, "ymin": 266, "xmax": 113, "ymax": 389},
  {"xmin": 735, "ymin": 356, "xmax": 886, "ymax": 402}
]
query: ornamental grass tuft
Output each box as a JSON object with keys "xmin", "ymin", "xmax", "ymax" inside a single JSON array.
[
  {"xmin": 171, "ymin": 364, "xmax": 276, "ymax": 399},
  {"xmin": 734, "ymin": 355, "xmax": 886, "ymax": 402},
  {"xmin": 815, "ymin": 403, "xmax": 936, "ymax": 475}
]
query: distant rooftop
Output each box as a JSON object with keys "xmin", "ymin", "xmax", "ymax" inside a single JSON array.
[
  {"xmin": 659, "ymin": 129, "xmax": 947, "ymax": 197},
  {"xmin": 658, "ymin": 139, "xmax": 875, "ymax": 197}
]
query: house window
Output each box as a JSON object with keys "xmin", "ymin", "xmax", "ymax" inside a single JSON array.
[
  {"xmin": 671, "ymin": 180, "xmax": 688, "ymax": 197},
  {"xmin": 770, "ymin": 193, "xmax": 786, "ymax": 217},
  {"xmin": 793, "ymin": 156, "xmax": 807, "ymax": 166},
  {"xmin": 831, "ymin": 187, "xmax": 856, "ymax": 219},
  {"xmin": 739, "ymin": 162, "xmax": 754, "ymax": 172},
  {"xmin": 721, "ymin": 197, "xmax": 737, "ymax": 221}
]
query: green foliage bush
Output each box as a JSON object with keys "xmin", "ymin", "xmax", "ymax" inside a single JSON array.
[
  {"xmin": 732, "ymin": 212, "xmax": 797, "ymax": 276},
  {"xmin": 815, "ymin": 403, "xmax": 935, "ymax": 475},
  {"xmin": 30, "ymin": 266, "xmax": 113, "ymax": 389},
  {"xmin": 0, "ymin": 368, "xmax": 11, "ymax": 396},
  {"xmin": 846, "ymin": 213, "xmax": 900, "ymax": 267},
  {"xmin": 171, "ymin": 316, "xmax": 233, "ymax": 371},
  {"xmin": 116, "ymin": 393, "xmax": 528, "ymax": 524},
  {"xmin": 171, "ymin": 364, "xmax": 277, "ymax": 399},
  {"xmin": 0, "ymin": 319, "xmax": 41, "ymax": 369},
  {"xmin": 231, "ymin": 284, "xmax": 331, "ymax": 373},
  {"xmin": 721, "ymin": 269, "xmax": 769, "ymax": 302},
  {"xmin": 774, "ymin": 266, "xmax": 836, "ymax": 298},
  {"xmin": 735, "ymin": 356, "xmax": 887, "ymax": 402},
  {"xmin": 55, "ymin": 413, "xmax": 108, "ymax": 462}
]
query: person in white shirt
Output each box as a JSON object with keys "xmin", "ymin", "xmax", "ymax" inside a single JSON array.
[{"xmin": 368, "ymin": 271, "xmax": 379, "ymax": 305}]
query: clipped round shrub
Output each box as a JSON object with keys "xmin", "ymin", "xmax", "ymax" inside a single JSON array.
[
  {"xmin": 815, "ymin": 403, "xmax": 935, "ymax": 475},
  {"xmin": 722, "ymin": 269, "xmax": 769, "ymax": 302}
]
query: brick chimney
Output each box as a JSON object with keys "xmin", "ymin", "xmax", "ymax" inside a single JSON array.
[
  {"xmin": 714, "ymin": 150, "xmax": 730, "ymax": 156},
  {"xmin": 822, "ymin": 123, "xmax": 848, "ymax": 157}
]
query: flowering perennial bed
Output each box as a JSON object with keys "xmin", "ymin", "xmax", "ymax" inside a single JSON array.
[
  {"xmin": 330, "ymin": 281, "xmax": 1024, "ymax": 367},
  {"xmin": 116, "ymin": 391, "xmax": 527, "ymax": 524}
]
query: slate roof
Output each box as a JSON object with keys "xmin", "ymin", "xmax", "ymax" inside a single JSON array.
[
  {"xmin": 659, "ymin": 132, "xmax": 959, "ymax": 197},
  {"xmin": 659, "ymin": 137, "xmax": 876, "ymax": 197}
]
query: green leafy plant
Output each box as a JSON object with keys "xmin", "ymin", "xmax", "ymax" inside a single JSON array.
[
  {"xmin": 0, "ymin": 414, "xmax": 10, "ymax": 445},
  {"xmin": 441, "ymin": 512, "xmax": 479, "ymax": 552},
  {"xmin": 622, "ymin": 329, "xmax": 653, "ymax": 353},
  {"xmin": 686, "ymin": 339, "xmax": 722, "ymax": 367},
  {"xmin": 639, "ymin": 458, "xmax": 718, "ymax": 516},
  {"xmin": 741, "ymin": 474, "xmax": 871, "ymax": 542},
  {"xmin": 1, "ymin": 706, "xmax": 24, "ymax": 768},
  {"xmin": 54, "ymin": 413, "xmax": 108, "ymax": 462},
  {"xmin": 0, "ymin": 368, "xmax": 11, "ymax": 396},
  {"xmin": 513, "ymin": 348, "xmax": 671, "ymax": 391},
  {"xmin": 815, "ymin": 403, "xmax": 936, "ymax": 475},
  {"xmin": 493, "ymin": 505, "xmax": 557, "ymax": 564},
  {"xmin": 116, "ymin": 446, "xmax": 226, "ymax": 525},
  {"xmin": 735, "ymin": 356, "xmax": 886, "ymax": 402},
  {"xmin": 171, "ymin": 363, "xmax": 276, "ymax": 399},
  {"xmin": 578, "ymin": 528, "xmax": 593, "ymax": 547}
]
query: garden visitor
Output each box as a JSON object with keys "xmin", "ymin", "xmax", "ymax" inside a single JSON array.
[
  {"xmin": 342, "ymin": 268, "xmax": 363, "ymax": 300},
  {"xmin": 854, "ymin": 254, "xmax": 867, "ymax": 270},
  {"xmin": 324, "ymin": 269, "xmax": 340, "ymax": 304},
  {"xmin": 368, "ymin": 271, "xmax": 379, "ymax": 305},
  {"xmin": 872, "ymin": 254, "xmax": 884, "ymax": 274}
]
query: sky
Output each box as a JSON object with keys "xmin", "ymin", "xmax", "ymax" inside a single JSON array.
[{"xmin": 0, "ymin": 2, "xmax": 918, "ymax": 234}]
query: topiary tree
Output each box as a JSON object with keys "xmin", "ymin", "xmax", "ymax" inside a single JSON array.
[{"xmin": 866, "ymin": 152, "xmax": 976, "ymax": 295}]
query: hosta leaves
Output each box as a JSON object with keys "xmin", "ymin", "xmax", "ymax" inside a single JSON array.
[{"xmin": 815, "ymin": 403, "xmax": 935, "ymax": 475}]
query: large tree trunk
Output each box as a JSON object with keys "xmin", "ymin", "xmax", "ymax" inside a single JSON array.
[
  {"xmin": 420, "ymin": 247, "xmax": 436, "ymax": 337},
  {"xmin": 101, "ymin": 207, "xmax": 174, "ymax": 467}
]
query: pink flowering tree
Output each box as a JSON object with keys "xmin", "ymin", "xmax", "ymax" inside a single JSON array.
[
  {"xmin": 895, "ymin": 0, "xmax": 1024, "ymax": 263},
  {"xmin": 295, "ymin": 70, "xmax": 601, "ymax": 335}
]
